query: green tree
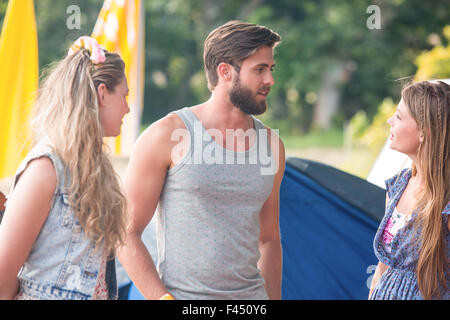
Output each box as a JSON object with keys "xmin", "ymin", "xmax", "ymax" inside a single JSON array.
[
  {"xmin": 0, "ymin": 0, "xmax": 7, "ymax": 26},
  {"xmin": 415, "ymin": 25, "xmax": 450, "ymax": 80},
  {"xmin": 247, "ymin": 0, "xmax": 450, "ymax": 132},
  {"xmin": 3, "ymin": 0, "xmax": 450, "ymax": 133},
  {"xmin": 34, "ymin": 0, "xmax": 102, "ymax": 69}
]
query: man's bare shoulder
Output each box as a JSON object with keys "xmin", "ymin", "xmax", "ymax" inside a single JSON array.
[
  {"xmin": 263, "ymin": 125, "xmax": 285, "ymax": 151},
  {"xmin": 137, "ymin": 112, "xmax": 187, "ymax": 147}
]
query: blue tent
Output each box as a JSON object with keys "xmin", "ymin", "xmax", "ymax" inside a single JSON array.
[
  {"xmin": 124, "ymin": 157, "xmax": 386, "ymax": 300},
  {"xmin": 280, "ymin": 158, "xmax": 385, "ymax": 299}
]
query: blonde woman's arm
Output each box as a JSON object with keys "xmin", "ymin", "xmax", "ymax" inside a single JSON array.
[{"xmin": 0, "ymin": 158, "xmax": 56, "ymax": 299}]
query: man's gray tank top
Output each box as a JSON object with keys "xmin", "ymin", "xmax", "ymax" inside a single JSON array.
[{"xmin": 156, "ymin": 107, "xmax": 276, "ymax": 299}]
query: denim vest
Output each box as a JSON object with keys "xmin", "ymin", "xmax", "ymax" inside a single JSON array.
[{"xmin": 8, "ymin": 139, "xmax": 117, "ymax": 300}]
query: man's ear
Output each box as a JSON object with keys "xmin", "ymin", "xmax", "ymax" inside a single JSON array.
[
  {"xmin": 97, "ymin": 83, "xmax": 107, "ymax": 108},
  {"xmin": 217, "ymin": 62, "xmax": 233, "ymax": 82}
]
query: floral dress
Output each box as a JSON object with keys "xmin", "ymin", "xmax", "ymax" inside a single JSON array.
[{"xmin": 370, "ymin": 169, "xmax": 450, "ymax": 300}]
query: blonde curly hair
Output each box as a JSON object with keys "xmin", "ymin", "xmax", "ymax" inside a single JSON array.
[{"xmin": 31, "ymin": 48, "xmax": 127, "ymax": 255}]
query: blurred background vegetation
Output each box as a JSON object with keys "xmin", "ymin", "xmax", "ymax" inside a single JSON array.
[{"xmin": 1, "ymin": 0, "xmax": 449, "ymax": 178}]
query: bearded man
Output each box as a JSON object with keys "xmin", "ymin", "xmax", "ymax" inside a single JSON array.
[{"xmin": 119, "ymin": 21, "xmax": 285, "ymax": 300}]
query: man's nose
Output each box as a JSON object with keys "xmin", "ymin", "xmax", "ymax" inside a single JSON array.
[{"xmin": 265, "ymin": 71, "xmax": 275, "ymax": 86}]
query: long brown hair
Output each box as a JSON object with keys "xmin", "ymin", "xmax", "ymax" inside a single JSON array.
[
  {"xmin": 402, "ymin": 80, "xmax": 450, "ymax": 299},
  {"xmin": 31, "ymin": 48, "xmax": 127, "ymax": 255}
]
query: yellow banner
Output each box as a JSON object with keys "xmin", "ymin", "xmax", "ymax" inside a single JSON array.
[
  {"xmin": 92, "ymin": 0, "xmax": 145, "ymax": 156},
  {"xmin": 0, "ymin": 0, "xmax": 39, "ymax": 179}
]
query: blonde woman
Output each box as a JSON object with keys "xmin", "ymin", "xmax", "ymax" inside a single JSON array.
[
  {"xmin": 369, "ymin": 80, "xmax": 449, "ymax": 300},
  {"xmin": 0, "ymin": 37, "xmax": 129, "ymax": 300}
]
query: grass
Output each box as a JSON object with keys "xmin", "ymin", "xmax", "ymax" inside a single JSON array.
[
  {"xmin": 280, "ymin": 128, "xmax": 343, "ymax": 149},
  {"xmin": 280, "ymin": 129, "xmax": 375, "ymax": 179}
]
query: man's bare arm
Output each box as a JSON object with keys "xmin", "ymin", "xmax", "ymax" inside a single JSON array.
[
  {"xmin": 118, "ymin": 114, "xmax": 186, "ymax": 299},
  {"xmin": 258, "ymin": 130, "xmax": 285, "ymax": 300}
]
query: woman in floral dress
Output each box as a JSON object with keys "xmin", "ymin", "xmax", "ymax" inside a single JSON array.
[{"xmin": 369, "ymin": 80, "xmax": 449, "ymax": 300}]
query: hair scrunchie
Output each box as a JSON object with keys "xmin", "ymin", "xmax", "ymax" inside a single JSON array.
[{"xmin": 68, "ymin": 36, "xmax": 106, "ymax": 64}]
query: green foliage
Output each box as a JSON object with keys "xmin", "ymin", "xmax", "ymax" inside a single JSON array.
[
  {"xmin": 34, "ymin": 0, "xmax": 103, "ymax": 69},
  {"xmin": 345, "ymin": 110, "xmax": 370, "ymax": 143},
  {"xmin": 347, "ymin": 23, "xmax": 450, "ymax": 160},
  {"xmin": 0, "ymin": 0, "xmax": 9, "ymax": 27},
  {"xmin": 2, "ymin": 0, "xmax": 450, "ymax": 136},
  {"xmin": 415, "ymin": 25, "xmax": 450, "ymax": 81},
  {"xmin": 1, "ymin": 1, "xmax": 102, "ymax": 74},
  {"xmin": 239, "ymin": 0, "xmax": 449, "ymax": 134},
  {"xmin": 346, "ymin": 97, "xmax": 396, "ymax": 156},
  {"xmin": 282, "ymin": 128, "xmax": 343, "ymax": 149},
  {"xmin": 343, "ymin": 23, "xmax": 450, "ymax": 178},
  {"xmin": 341, "ymin": 97, "xmax": 395, "ymax": 178}
]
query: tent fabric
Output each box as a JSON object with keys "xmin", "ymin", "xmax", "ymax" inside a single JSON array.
[
  {"xmin": 286, "ymin": 158, "xmax": 385, "ymax": 222},
  {"xmin": 280, "ymin": 158, "xmax": 386, "ymax": 299}
]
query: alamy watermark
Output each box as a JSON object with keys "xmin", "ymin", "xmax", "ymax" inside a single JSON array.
[
  {"xmin": 366, "ymin": 264, "xmax": 377, "ymax": 290},
  {"xmin": 66, "ymin": 5, "xmax": 382, "ymax": 32},
  {"xmin": 366, "ymin": 5, "xmax": 381, "ymax": 30},
  {"xmin": 66, "ymin": 5, "xmax": 81, "ymax": 30},
  {"xmin": 170, "ymin": 121, "xmax": 279, "ymax": 176}
]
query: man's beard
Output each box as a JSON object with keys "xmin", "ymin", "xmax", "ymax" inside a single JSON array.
[{"xmin": 229, "ymin": 76, "xmax": 268, "ymax": 115}]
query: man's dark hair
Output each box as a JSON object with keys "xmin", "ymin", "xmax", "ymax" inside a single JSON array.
[{"xmin": 203, "ymin": 20, "xmax": 281, "ymax": 91}]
